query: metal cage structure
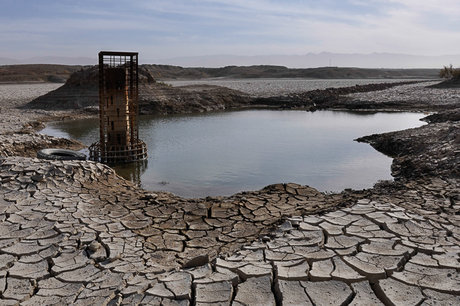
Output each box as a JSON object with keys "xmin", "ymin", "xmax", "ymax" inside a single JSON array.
[{"xmin": 89, "ymin": 51, "xmax": 147, "ymax": 163}]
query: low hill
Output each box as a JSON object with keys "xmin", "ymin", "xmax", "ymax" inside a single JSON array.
[
  {"xmin": 144, "ymin": 65, "xmax": 439, "ymax": 80},
  {"xmin": 0, "ymin": 64, "xmax": 84, "ymax": 83},
  {"xmin": 1, "ymin": 64, "xmax": 439, "ymax": 83},
  {"xmin": 24, "ymin": 66, "xmax": 251, "ymax": 115}
]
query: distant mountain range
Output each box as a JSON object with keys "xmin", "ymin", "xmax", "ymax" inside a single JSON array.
[
  {"xmin": 1, "ymin": 52, "xmax": 460, "ymax": 68},
  {"xmin": 0, "ymin": 64, "xmax": 440, "ymax": 84}
]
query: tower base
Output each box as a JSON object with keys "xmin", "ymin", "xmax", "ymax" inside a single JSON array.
[{"xmin": 89, "ymin": 140, "xmax": 147, "ymax": 164}]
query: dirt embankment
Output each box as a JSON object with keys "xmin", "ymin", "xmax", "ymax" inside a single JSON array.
[
  {"xmin": 351, "ymin": 79, "xmax": 460, "ymax": 181},
  {"xmin": 357, "ymin": 116, "xmax": 460, "ymax": 180},
  {"xmin": 1, "ymin": 63, "xmax": 439, "ymax": 83},
  {"xmin": 14, "ymin": 67, "xmax": 460, "ymax": 185},
  {"xmin": 252, "ymin": 79, "xmax": 460, "ymax": 113},
  {"xmin": 145, "ymin": 64, "xmax": 440, "ymax": 80},
  {"xmin": 23, "ymin": 65, "xmax": 445, "ymax": 116},
  {"xmin": 138, "ymin": 84, "xmax": 252, "ymax": 114},
  {"xmin": 0, "ymin": 81, "xmax": 85, "ymax": 158},
  {"xmin": 251, "ymin": 81, "xmax": 425, "ymax": 111},
  {"xmin": 23, "ymin": 66, "xmax": 252, "ymax": 115}
]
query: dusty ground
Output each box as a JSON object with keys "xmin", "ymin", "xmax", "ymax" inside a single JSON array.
[
  {"xmin": 0, "ymin": 81, "xmax": 458, "ymax": 305},
  {"xmin": 0, "ymin": 83, "xmax": 61, "ymax": 134},
  {"xmin": 0, "ymin": 84, "xmax": 85, "ymax": 157},
  {"xmin": 23, "ymin": 66, "xmax": 253, "ymax": 115},
  {"xmin": 342, "ymin": 81, "xmax": 460, "ymax": 111}
]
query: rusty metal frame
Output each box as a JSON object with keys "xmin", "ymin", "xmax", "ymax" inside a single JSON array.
[{"xmin": 89, "ymin": 51, "xmax": 147, "ymax": 163}]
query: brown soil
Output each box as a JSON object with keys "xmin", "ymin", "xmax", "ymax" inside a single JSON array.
[{"xmin": 0, "ymin": 64, "xmax": 84, "ymax": 83}]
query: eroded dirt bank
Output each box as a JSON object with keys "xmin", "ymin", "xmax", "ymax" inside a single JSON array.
[
  {"xmin": 22, "ymin": 65, "xmax": 442, "ymax": 115},
  {"xmin": 0, "ymin": 80, "xmax": 459, "ymax": 305},
  {"xmin": 23, "ymin": 66, "xmax": 252, "ymax": 115},
  {"xmin": 252, "ymin": 80, "xmax": 460, "ymax": 112}
]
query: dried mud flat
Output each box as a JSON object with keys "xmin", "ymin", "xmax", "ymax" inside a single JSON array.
[
  {"xmin": 0, "ymin": 82, "xmax": 459, "ymax": 305},
  {"xmin": 0, "ymin": 84, "xmax": 85, "ymax": 157}
]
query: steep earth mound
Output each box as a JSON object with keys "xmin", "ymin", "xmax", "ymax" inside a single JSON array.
[{"xmin": 24, "ymin": 66, "xmax": 251, "ymax": 114}]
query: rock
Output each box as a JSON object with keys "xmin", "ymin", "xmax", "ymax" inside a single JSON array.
[
  {"xmin": 88, "ymin": 241, "xmax": 101, "ymax": 252},
  {"xmin": 31, "ymin": 174, "xmax": 44, "ymax": 182}
]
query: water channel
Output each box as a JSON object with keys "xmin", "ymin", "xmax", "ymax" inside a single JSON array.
[{"xmin": 41, "ymin": 110, "xmax": 426, "ymax": 198}]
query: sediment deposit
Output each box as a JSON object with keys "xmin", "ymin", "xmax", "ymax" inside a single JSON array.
[
  {"xmin": 24, "ymin": 66, "xmax": 252, "ymax": 115},
  {"xmin": 0, "ymin": 80, "xmax": 459, "ymax": 305}
]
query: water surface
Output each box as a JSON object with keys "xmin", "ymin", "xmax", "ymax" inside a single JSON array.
[{"xmin": 41, "ymin": 110, "xmax": 425, "ymax": 197}]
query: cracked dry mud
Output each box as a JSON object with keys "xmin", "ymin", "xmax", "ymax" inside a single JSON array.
[
  {"xmin": 0, "ymin": 157, "xmax": 458, "ymax": 305},
  {"xmin": 0, "ymin": 81, "xmax": 459, "ymax": 305}
]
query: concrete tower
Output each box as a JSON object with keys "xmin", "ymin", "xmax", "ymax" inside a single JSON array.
[{"xmin": 89, "ymin": 51, "xmax": 147, "ymax": 163}]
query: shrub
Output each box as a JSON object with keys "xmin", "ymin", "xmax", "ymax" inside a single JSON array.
[
  {"xmin": 454, "ymin": 69, "xmax": 460, "ymax": 79},
  {"xmin": 439, "ymin": 64, "xmax": 460, "ymax": 79}
]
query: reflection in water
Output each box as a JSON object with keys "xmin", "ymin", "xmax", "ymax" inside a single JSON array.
[
  {"xmin": 112, "ymin": 160, "xmax": 148, "ymax": 186},
  {"xmin": 57, "ymin": 118, "xmax": 99, "ymax": 141},
  {"xmin": 41, "ymin": 110, "xmax": 426, "ymax": 198}
]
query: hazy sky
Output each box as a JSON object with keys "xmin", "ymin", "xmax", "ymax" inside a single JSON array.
[{"xmin": 1, "ymin": 0, "xmax": 460, "ymax": 61}]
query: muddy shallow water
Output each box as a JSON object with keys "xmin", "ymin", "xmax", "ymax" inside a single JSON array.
[{"xmin": 41, "ymin": 109, "xmax": 426, "ymax": 197}]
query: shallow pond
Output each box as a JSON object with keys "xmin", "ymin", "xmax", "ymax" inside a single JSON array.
[{"xmin": 41, "ymin": 110, "xmax": 426, "ymax": 197}]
